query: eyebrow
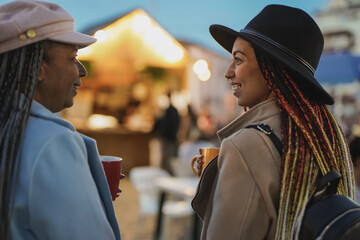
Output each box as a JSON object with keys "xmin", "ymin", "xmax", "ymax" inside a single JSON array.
[{"xmin": 232, "ymin": 50, "xmax": 246, "ymax": 57}]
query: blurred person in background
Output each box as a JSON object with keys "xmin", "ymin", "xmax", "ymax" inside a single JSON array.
[
  {"xmin": 153, "ymin": 92, "xmax": 180, "ymax": 175},
  {"xmin": 197, "ymin": 106, "xmax": 217, "ymax": 139},
  {"xmin": 0, "ymin": 1, "xmax": 120, "ymax": 239},
  {"xmin": 340, "ymin": 94, "xmax": 358, "ymax": 139},
  {"xmin": 178, "ymin": 105, "xmax": 199, "ymax": 144},
  {"xmin": 175, "ymin": 104, "xmax": 217, "ymax": 176},
  {"xmin": 349, "ymin": 136, "xmax": 360, "ymax": 203},
  {"xmin": 192, "ymin": 4, "xmax": 354, "ymax": 240}
]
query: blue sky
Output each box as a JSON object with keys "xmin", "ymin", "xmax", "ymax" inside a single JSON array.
[{"xmin": 3, "ymin": 0, "xmax": 330, "ymax": 55}]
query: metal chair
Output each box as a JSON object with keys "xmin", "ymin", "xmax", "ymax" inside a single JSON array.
[{"xmin": 129, "ymin": 166, "xmax": 193, "ymax": 239}]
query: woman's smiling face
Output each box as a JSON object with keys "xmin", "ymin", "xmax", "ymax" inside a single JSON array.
[
  {"xmin": 225, "ymin": 37, "xmax": 273, "ymax": 108},
  {"xmin": 35, "ymin": 41, "xmax": 87, "ymax": 113}
]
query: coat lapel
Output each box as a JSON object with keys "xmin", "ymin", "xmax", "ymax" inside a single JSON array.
[{"xmin": 80, "ymin": 134, "xmax": 121, "ymax": 240}]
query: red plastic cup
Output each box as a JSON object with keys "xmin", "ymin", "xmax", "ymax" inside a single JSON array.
[{"xmin": 100, "ymin": 156, "xmax": 124, "ymax": 201}]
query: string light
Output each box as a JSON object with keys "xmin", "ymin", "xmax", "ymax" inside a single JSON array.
[{"xmin": 193, "ymin": 59, "xmax": 211, "ymax": 81}]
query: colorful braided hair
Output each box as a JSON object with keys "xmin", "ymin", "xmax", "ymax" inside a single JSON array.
[{"xmin": 254, "ymin": 48, "xmax": 355, "ymax": 239}]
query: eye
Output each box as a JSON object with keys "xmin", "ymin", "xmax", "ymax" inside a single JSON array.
[{"xmin": 234, "ymin": 56, "xmax": 242, "ymax": 64}]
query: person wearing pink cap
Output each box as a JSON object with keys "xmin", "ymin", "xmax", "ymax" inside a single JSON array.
[{"xmin": 0, "ymin": 1, "xmax": 120, "ymax": 239}]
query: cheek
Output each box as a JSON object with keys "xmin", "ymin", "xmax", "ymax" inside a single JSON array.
[
  {"xmin": 56, "ymin": 77, "xmax": 74, "ymax": 96},
  {"xmin": 257, "ymin": 76, "xmax": 269, "ymax": 92},
  {"xmin": 242, "ymin": 66, "xmax": 263, "ymax": 87},
  {"xmin": 246, "ymin": 69, "xmax": 268, "ymax": 96},
  {"xmin": 64, "ymin": 67, "xmax": 78, "ymax": 86}
]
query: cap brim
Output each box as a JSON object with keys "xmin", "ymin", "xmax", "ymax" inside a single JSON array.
[
  {"xmin": 210, "ymin": 24, "xmax": 334, "ymax": 105},
  {"xmin": 49, "ymin": 31, "xmax": 96, "ymax": 48}
]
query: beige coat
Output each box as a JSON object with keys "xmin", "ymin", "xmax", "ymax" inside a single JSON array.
[{"xmin": 192, "ymin": 99, "xmax": 282, "ymax": 240}]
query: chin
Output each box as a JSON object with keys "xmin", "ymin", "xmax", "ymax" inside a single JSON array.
[
  {"xmin": 67, "ymin": 96, "xmax": 75, "ymax": 105},
  {"xmin": 63, "ymin": 101, "xmax": 74, "ymax": 110},
  {"xmin": 65, "ymin": 103, "xmax": 74, "ymax": 109},
  {"xmin": 237, "ymin": 99, "xmax": 245, "ymax": 106}
]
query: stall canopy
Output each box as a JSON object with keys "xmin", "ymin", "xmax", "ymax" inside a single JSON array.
[
  {"xmin": 78, "ymin": 9, "xmax": 187, "ymax": 69},
  {"xmin": 315, "ymin": 51, "xmax": 360, "ymax": 84}
]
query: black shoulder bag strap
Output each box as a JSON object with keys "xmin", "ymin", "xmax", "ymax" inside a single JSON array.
[
  {"xmin": 245, "ymin": 123, "xmax": 282, "ymax": 155},
  {"xmin": 246, "ymin": 124, "xmax": 341, "ymax": 195}
]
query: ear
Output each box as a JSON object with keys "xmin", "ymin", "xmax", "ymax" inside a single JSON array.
[
  {"xmin": 37, "ymin": 62, "xmax": 45, "ymax": 82},
  {"xmin": 354, "ymin": 156, "xmax": 360, "ymax": 168}
]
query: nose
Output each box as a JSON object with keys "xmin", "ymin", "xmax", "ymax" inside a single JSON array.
[
  {"xmin": 224, "ymin": 61, "xmax": 235, "ymax": 80},
  {"xmin": 76, "ymin": 59, "xmax": 87, "ymax": 78}
]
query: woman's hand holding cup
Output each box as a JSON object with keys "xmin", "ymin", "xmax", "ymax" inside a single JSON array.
[
  {"xmin": 194, "ymin": 155, "xmax": 204, "ymax": 177},
  {"xmin": 191, "ymin": 148, "xmax": 219, "ymax": 178}
]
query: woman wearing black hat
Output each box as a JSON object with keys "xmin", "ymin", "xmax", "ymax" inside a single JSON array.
[{"xmin": 192, "ymin": 4, "xmax": 354, "ymax": 240}]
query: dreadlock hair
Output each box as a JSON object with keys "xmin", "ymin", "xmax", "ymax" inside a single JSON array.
[
  {"xmin": 254, "ymin": 48, "xmax": 354, "ymax": 240},
  {"xmin": 0, "ymin": 41, "xmax": 44, "ymax": 239}
]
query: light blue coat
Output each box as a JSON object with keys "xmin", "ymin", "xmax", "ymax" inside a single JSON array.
[{"xmin": 10, "ymin": 100, "xmax": 121, "ymax": 240}]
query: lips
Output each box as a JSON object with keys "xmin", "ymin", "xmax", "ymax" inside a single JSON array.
[{"xmin": 72, "ymin": 85, "xmax": 80, "ymax": 96}]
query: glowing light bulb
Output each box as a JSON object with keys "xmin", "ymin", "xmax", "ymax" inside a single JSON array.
[
  {"xmin": 193, "ymin": 59, "xmax": 208, "ymax": 75},
  {"xmin": 94, "ymin": 30, "xmax": 107, "ymax": 42},
  {"xmin": 193, "ymin": 59, "xmax": 211, "ymax": 81},
  {"xmin": 198, "ymin": 69, "xmax": 211, "ymax": 81}
]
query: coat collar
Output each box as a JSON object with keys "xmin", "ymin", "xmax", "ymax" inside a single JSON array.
[
  {"xmin": 217, "ymin": 98, "xmax": 280, "ymax": 141},
  {"xmin": 30, "ymin": 100, "xmax": 76, "ymax": 131}
]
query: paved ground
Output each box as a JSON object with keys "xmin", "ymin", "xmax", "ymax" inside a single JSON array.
[
  {"xmin": 113, "ymin": 178, "xmax": 195, "ymax": 240},
  {"xmin": 113, "ymin": 178, "xmax": 140, "ymax": 240}
]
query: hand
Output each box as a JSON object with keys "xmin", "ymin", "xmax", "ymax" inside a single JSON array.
[
  {"xmin": 196, "ymin": 155, "xmax": 204, "ymax": 176},
  {"xmin": 114, "ymin": 174, "xmax": 126, "ymax": 200}
]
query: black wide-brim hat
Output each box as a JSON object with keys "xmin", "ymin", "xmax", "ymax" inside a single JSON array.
[{"xmin": 210, "ymin": 4, "xmax": 334, "ymax": 105}]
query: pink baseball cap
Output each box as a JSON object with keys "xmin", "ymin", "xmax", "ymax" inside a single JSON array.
[{"xmin": 0, "ymin": 0, "xmax": 96, "ymax": 54}]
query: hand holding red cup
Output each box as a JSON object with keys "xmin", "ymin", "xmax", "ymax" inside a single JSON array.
[{"xmin": 100, "ymin": 156, "xmax": 125, "ymax": 201}]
